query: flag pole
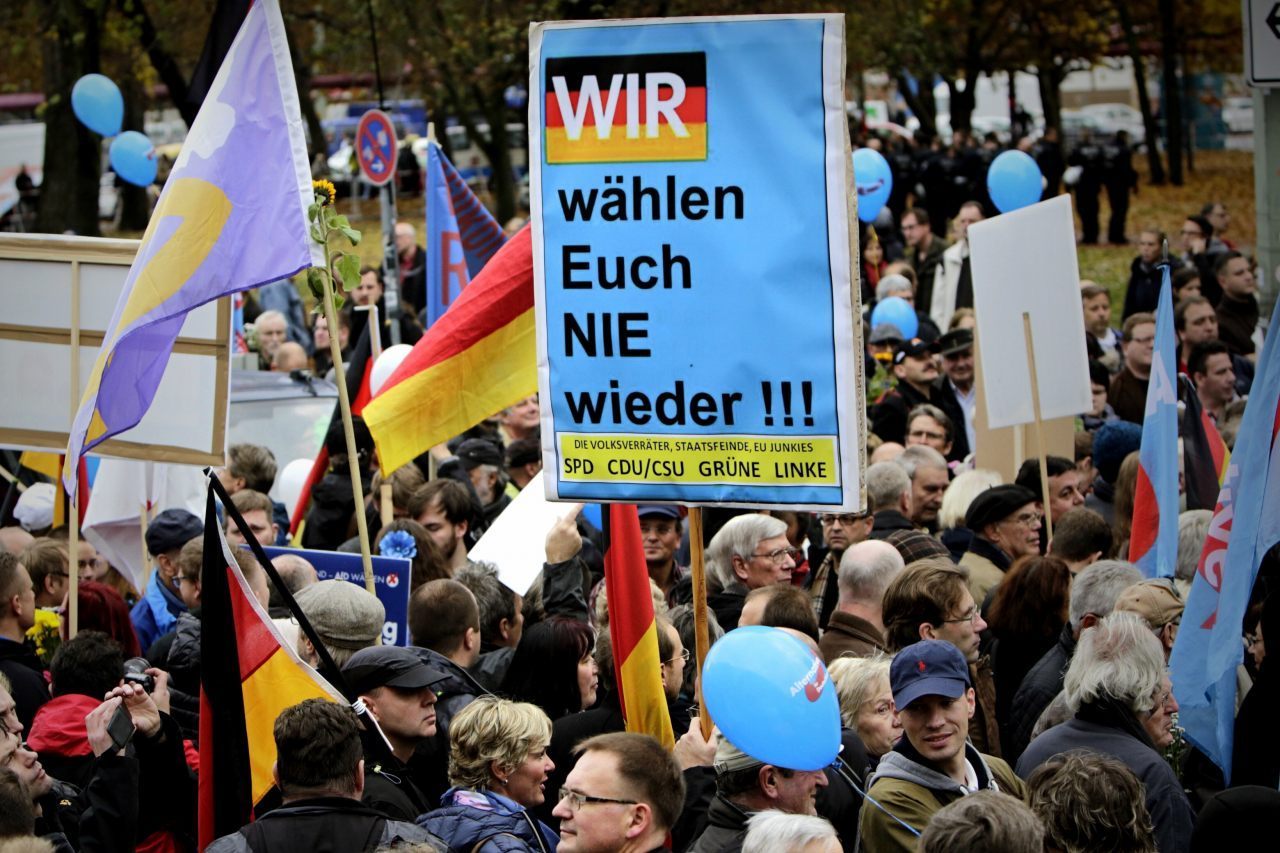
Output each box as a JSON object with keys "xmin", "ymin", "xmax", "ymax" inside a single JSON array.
[
  {"xmin": 321, "ymin": 276, "xmax": 377, "ymax": 594},
  {"xmin": 688, "ymin": 506, "xmax": 713, "ymax": 740},
  {"xmin": 1022, "ymin": 312, "xmax": 1054, "ymax": 542},
  {"xmin": 68, "ymin": 262, "xmax": 82, "ymax": 638}
]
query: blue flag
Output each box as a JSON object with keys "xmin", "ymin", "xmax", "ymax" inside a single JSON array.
[
  {"xmin": 1171, "ymin": 297, "xmax": 1280, "ymax": 781},
  {"xmin": 1129, "ymin": 263, "xmax": 1178, "ymax": 577},
  {"xmin": 423, "ymin": 141, "xmax": 506, "ymax": 328}
]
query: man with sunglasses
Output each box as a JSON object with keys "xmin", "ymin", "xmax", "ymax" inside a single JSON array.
[{"xmin": 554, "ymin": 732, "xmax": 684, "ymax": 853}]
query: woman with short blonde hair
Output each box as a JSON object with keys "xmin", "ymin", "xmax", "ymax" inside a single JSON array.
[
  {"xmin": 828, "ymin": 652, "xmax": 901, "ymax": 765},
  {"xmin": 421, "ymin": 695, "xmax": 559, "ymax": 851}
]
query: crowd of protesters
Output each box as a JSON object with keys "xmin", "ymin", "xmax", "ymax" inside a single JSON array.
[{"xmin": 0, "ymin": 130, "xmax": 1275, "ymax": 851}]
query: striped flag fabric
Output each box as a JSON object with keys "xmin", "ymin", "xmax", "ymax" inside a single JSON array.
[
  {"xmin": 362, "ymin": 226, "xmax": 535, "ymax": 475},
  {"xmin": 423, "ymin": 141, "xmax": 506, "ymax": 328},
  {"xmin": 603, "ymin": 503, "xmax": 675, "ymax": 750},
  {"xmin": 199, "ymin": 484, "xmax": 343, "ymax": 847},
  {"xmin": 1171, "ymin": 296, "xmax": 1280, "ymax": 781},
  {"xmin": 1129, "ymin": 263, "xmax": 1179, "ymax": 577},
  {"xmin": 1181, "ymin": 374, "xmax": 1231, "ymax": 511},
  {"xmin": 63, "ymin": 0, "xmax": 320, "ymax": 497}
]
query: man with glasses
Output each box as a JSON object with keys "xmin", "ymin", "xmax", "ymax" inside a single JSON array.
[
  {"xmin": 554, "ymin": 732, "xmax": 685, "ymax": 853},
  {"xmin": 958, "ymin": 485, "xmax": 1041, "ymax": 606},
  {"xmin": 131, "ymin": 508, "xmax": 203, "ymax": 653},
  {"xmin": 903, "ymin": 208, "xmax": 946, "ymax": 312},
  {"xmin": 707, "ymin": 515, "xmax": 797, "ymax": 630},
  {"xmin": 806, "ymin": 511, "xmax": 874, "ymax": 628},
  {"xmin": 1109, "ymin": 312, "xmax": 1156, "ymax": 424},
  {"xmin": 882, "ymin": 559, "xmax": 1000, "ymax": 757}
]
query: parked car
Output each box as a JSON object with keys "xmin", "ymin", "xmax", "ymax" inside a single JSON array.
[
  {"xmin": 227, "ymin": 369, "xmax": 337, "ymax": 502},
  {"xmin": 1223, "ymin": 96, "xmax": 1254, "ymax": 134},
  {"xmin": 1078, "ymin": 102, "xmax": 1146, "ymax": 145}
]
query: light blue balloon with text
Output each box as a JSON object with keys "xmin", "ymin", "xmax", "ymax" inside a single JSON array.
[
  {"xmin": 852, "ymin": 147, "xmax": 893, "ymax": 224},
  {"xmin": 109, "ymin": 131, "xmax": 157, "ymax": 187}
]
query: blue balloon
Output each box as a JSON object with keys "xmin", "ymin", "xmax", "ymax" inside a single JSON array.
[
  {"xmin": 987, "ymin": 149, "xmax": 1044, "ymax": 213},
  {"xmin": 71, "ymin": 74, "xmax": 124, "ymax": 137},
  {"xmin": 852, "ymin": 147, "xmax": 893, "ymax": 224},
  {"xmin": 109, "ymin": 131, "xmax": 157, "ymax": 187},
  {"xmin": 870, "ymin": 296, "xmax": 918, "ymax": 340},
  {"xmin": 702, "ymin": 627, "xmax": 841, "ymax": 771}
]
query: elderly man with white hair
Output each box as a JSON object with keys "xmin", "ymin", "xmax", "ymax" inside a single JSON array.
[
  {"xmin": 706, "ymin": 515, "xmax": 796, "ymax": 630},
  {"xmin": 1015, "ymin": 611, "xmax": 1194, "ymax": 853},
  {"xmin": 819, "ymin": 541, "xmax": 905, "ymax": 663}
]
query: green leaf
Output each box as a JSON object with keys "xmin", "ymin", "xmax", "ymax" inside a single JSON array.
[
  {"xmin": 310, "ymin": 225, "xmax": 326, "ymax": 244},
  {"xmin": 331, "ymin": 291, "xmax": 346, "ymax": 313},
  {"xmin": 307, "ymin": 202, "xmax": 320, "ymax": 222},
  {"xmin": 336, "ymin": 225, "xmax": 362, "ymax": 246},
  {"xmin": 306, "ymin": 267, "xmax": 328, "ymax": 300},
  {"xmin": 335, "ymin": 253, "xmax": 362, "ymax": 293}
]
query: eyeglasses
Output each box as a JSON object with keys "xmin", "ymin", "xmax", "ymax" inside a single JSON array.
[
  {"xmin": 665, "ymin": 648, "xmax": 691, "ymax": 666},
  {"xmin": 1004, "ymin": 511, "xmax": 1043, "ymax": 528},
  {"xmin": 558, "ymin": 787, "xmax": 637, "ymax": 811},
  {"xmin": 942, "ymin": 606, "xmax": 981, "ymax": 625},
  {"xmin": 907, "ymin": 429, "xmax": 947, "ymax": 442},
  {"xmin": 749, "ymin": 547, "xmax": 802, "ymax": 565},
  {"xmin": 820, "ymin": 513, "xmax": 871, "ymax": 525}
]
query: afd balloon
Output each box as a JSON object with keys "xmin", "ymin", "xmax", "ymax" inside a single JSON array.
[
  {"xmin": 702, "ymin": 626, "xmax": 841, "ymax": 771},
  {"xmin": 987, "ymin": 150, "xmax": 1044, "ymax": 213},
  {"xmin": 852, "ymin": 148, "xmax": 893, "ymax": 224},
  {"xmin": 109, "ymin": 131, "xmax": 157, "ymax": 186},
  {"xmin": 71, "ymin": 74, "xmax": 124, "ymax": 137},
  {"xmin": 870, "ymin": 296, "xmax": 918, "ymax": 340}
]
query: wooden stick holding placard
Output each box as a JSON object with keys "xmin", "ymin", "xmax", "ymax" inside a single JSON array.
[
  {"xmin": 1022, "ymin": 312, "xmax": 1055, "ymax": 542},
  {"xmin": 688, "ymin": 507, "xmax": 713, "ymax": 740},
  {"xmin": 68, "ymin": 261, "xmax": 81, "ymax": 638}
]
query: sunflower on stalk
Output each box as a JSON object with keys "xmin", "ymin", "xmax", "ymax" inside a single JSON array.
[{"xmin": 304, "ymin": 179, "xmax": 361, "ymax": 315}]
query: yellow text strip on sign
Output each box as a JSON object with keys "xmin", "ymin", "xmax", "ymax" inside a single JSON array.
[{"xmin": 558, "ymin": 433, "xmax": 840, "ymax": 486}]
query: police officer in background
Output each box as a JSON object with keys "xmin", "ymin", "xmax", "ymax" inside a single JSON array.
[
  {"xmin": 1102, "ymin": 130, "xmax": 1138, "ymax": 245},
  {"xmin": 1068, "ymin": 130, "xmax": 1105, "ymax": 245}
]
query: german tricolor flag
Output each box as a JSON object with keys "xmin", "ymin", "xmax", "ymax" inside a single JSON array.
[
  {"xmin": 545, "ymin": 52, "xmax": 707, "ymax": 164},
  {"xmin": 361, "ymin": 226, "xmax": 536, "ymax": 476},
  {"xmin": 603, "ymin": 504, "xmax": 675, "ymax": 749},
  {"xmin": 199, "ymin": 485, "xmax": 343, "ymax": 848}
]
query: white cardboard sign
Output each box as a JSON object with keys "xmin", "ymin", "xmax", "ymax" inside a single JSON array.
[
  {"xmin": 469, "ymin": 471, "xmax": 580, "ymax": 595},
  {"xmin": 968, "ymin": 195, "xmax": 1092, "ymax": 429}
]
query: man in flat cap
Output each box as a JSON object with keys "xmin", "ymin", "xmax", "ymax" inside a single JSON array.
[
  {"xmin": 1114, "ymin": 578, "xmax": 1183, "ymax": 661},
  {"xmin": 455, "ymin": 438, "xmax": 510, "ymax": 526},
  {"xmin": 131, "ymin": 508, "xmax": 203, "ymax": 651},
  {"xmin": 958, "ymin": 485, "xmax": 1041, "ymax": 605},
  {"xmin": 294, "ymin": 580, "xmax": 386, "ymax": 672}
]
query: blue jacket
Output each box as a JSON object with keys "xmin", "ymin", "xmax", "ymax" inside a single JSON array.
[
  {"xmin": 130, "ymin": 569, "xmax": 187, "ymax": 652},
  {"xmin": 419, "ymin": 788, "xmax": 557, "ymax": 853}
]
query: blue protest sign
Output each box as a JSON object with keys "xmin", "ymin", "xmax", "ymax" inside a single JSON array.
[
  {"xmin": 530, "ymin": 15, "xmax": 863, "ymax": 510},
  {"xmin": 356, "ymin": 109, "xmax": 397, "ymax": 186},
  {"xmin": 260, "ymin": 545, "xmax": 412, "ymax": 646}
]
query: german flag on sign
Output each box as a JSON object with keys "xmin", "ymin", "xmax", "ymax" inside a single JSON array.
[{"xmin": 545, "ymin": 52, "xmax": 707, "ymax": 164}]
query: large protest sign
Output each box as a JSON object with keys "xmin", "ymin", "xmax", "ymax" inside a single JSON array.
[
  {"xmin": 260, "ymin": 545, "xmax": 412, "ymax": 646},
  {"xmin": 0, "ymin": 233, "xmax": 229, "ymax": 465},
  {"xmin": 530, "ymin": 15, "xmax": 862, "ymax": 510},
  {"xmin": 967, "ymin": 195, "xmax": 1092, "ymax": 428}
]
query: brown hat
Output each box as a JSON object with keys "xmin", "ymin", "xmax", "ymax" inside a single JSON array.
[{"xmin": 1114, "ymin": 579, "xmax": 1184, "ymax": 629}]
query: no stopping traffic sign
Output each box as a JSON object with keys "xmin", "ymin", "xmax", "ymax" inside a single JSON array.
[{"xmin": 356, "ymin": 109, "xmax": 397, "ymax": 186}]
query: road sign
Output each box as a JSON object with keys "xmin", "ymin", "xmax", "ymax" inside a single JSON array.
[
  {"xmin": 356, "ymin": 109, "xmax": 397, "ymax": 185},
  {"xmin": 1246, "ymin": 0, "xmax": 1280, "ymax": 87}
]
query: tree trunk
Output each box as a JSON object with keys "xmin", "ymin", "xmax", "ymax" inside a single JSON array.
[
  {"xmin": 36, "ymin": 0, "xmax": 103, "ymax": 236},
  {"xmin": 949, "ymin": 77, "xmax": 976, "ymax": 137},
  {"xmin": 1036, "ymin": 66, "xmax": 1064, "ymax": 137},
  {"xmin": 1114, "ymin": 0, "xmax": 1165, "ymax": 184},
  {"xmin": 116, "ymin": 0, "xmax": 197, "ymax": 127},
  {"xmin": 117, "ymin": 67, "xmax": 152, "ymax": 232},
  {"xmin": 895, "ymin": 71, "xmax": 936, "ymax": 144},
  {"xmin": 1158, "ymin": 0, "xmax": 1182, "ymax": 185}
]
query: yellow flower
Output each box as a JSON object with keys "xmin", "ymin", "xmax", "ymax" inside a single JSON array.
[{"xmin": 313, "ymin": 179, "xmax": 337, "ymax": 207}]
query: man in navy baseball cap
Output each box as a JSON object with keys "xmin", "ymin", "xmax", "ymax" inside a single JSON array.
[{"xmin": 860, "ymin": 640, "xmax": 1026, "ymax": 850}]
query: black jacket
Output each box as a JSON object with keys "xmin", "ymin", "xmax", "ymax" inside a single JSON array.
[
  {"xmin": 147, "ymin": 609, "xmax": 202, "ymax": 742},
  {"xmin": 870, "ymin": 381, "xmax": 944, "ymax": 446},
  {"xmin": 0, "ymin": 635, "xmax": 48, "ymax": 730},
  {"xmin": 689, "ymin": 794, "xmax": 751, "ymax": 853},
  {"xmin": 1005, "ymin": 624, "xmax": 1076, "ymax": 762},
  {"xmin": 363, "ymin": 746, "xmax": 432, "ymax": 823},
  {"xmin": 869, "ymin": 510, "xmax": 915, "ymax": 541},
  {"xmin": 206, "ymin": 797, "xmax": 440, "ymax": 853},
  {"xmin": 1123, "ymin": 257, "xmax": 1162, "ymax": 318},
  {"xmin": 708, "ymin": 582, "xmax": 748, "ymax": 631}
]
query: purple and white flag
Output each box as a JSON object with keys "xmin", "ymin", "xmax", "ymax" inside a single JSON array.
[{"xmin": 64, "ymin": 0, "xmax": 319, "ymax": 495}]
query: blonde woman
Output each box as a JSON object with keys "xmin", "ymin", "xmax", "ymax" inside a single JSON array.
[
  {"xmin": 420, "ymin": 695, "xmax": 558, "ymax": 852},
  {"xmin": 828, "ymin": 652, "xmax": 902, "ymax": 769},
  {"xmin": 937, "ymin": 468, "xmax": 1003, "ymax": 560}
]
